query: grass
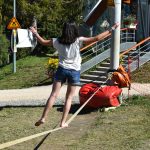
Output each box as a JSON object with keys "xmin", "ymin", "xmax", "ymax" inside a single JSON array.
[
  {"xmin": 0, "ymin": 106, "xmax": 62, "ymax": 145},
  {"xmin": 0, "ymin": 57, "xmax": 150, "ymax": 149},
  {"xmin": 131, "ymin": 61, "xmax": 150, "ymax": 83},
  {"xmin": 0, "ymin": 96, "xmax": 149, "ymax": 150},
  {"xmin": 68, "ymin": 96, "xmax": 150, "ymax": 150},
  {"xmin": 0, "ymin": 56, "xmax": 150, "ymax": 90},
  {"xmin": 0, "ymin": 56, "xmax": 52, "ymax": 89}
]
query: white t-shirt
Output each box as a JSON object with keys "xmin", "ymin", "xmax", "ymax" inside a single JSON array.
[{"xmin": 53, "ymin": 38, "xmax": 82, "ymax": 71}]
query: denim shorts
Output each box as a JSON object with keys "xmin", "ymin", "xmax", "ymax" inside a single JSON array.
[{"xmin": 54, "ymin": 66, "xmax": 80, "ymax": 85}]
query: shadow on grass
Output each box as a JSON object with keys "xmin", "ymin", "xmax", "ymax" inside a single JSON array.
[
  {"xmin": 0, "ymin": 107, "xmax": 3, "ymax": 111},
  {"xmin": 34, "ymin": 77, "xmax": 53, "ymax": 86},
  {"xmin": 55, "ymin": 104, "xmax": 98, "ymax": 115},
  {"xmin": 0, "ymin": 104, "xmax": 98, "ymax": 115}
]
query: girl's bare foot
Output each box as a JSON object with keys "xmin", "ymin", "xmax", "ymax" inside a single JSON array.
[
  {"xmin": 60, "ymin": 123, "xmax": 68, "ymax": 128},
  {"xmin": 35, "ymin": 119, "xmax": 45, "ymax": 126}
]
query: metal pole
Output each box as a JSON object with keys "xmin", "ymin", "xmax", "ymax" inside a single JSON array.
[
  {"xmin": 13, "ymin": 0, "xmax": 17, "ymax": 73},
  {"xmin": 110, "ymin": 0, "xmax": 121, "ymax": 70}
]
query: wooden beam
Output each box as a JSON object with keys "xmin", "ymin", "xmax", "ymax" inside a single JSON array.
[
  {"xmin": 84, "ymin": 0, "xmax": 107, "ymax": 26},
  {"xmin": 123, "ymin": 0, "xmax": 133, "ymax": 5}
]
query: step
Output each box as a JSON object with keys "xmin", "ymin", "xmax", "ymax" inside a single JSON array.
[
  {"xmin": 80, "ymin": 78, "xmax": 106, "ymax": 85},
  {"xmin": 80, "ymin": 75, "xmax": 107, "ymax": 82},
  {"xmin": 106, "ymin": 59, "xmax": 111, "ymax": 63},
  {"xmin": 144, "ymin": 48, "xmax": 150, "ymax": 52},
  {"xmin": 122, "ymin": 54, "xmax": 138, "ymax": 60},
  {"xmin": 100, "ymin": 62, "xmax": 110, "ymax": 67},
  {"xmin": 80, "ymin": 78, "xmax": 93, "ymax": 84},
  {"xmin": 140, "ymin": 52, "xmax": 147, "ymax": 56},
  {"xmin": 92, "ymin": 80, "xmax": 107, "ymax": 85},
  {"xmin": 98, "ymin": 76, "xmax": 107, "ymax": 81},
  {"xmin": 83, "ymin": 75, "xmax": 107, "ymax": 81},
  {"xmin": 89, "ymin": 70, "xmax": 106, "ymax": 76},
  {"xmin": 96, "ymin": 66, "xmax": 110, "ymax": 72},
  {"xmin": 81, "ymin": 74, "xmax": 100, "ymax": 80}
]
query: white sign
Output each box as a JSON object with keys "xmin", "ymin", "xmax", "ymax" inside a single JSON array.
[{"xmin": 16, "ymin": 29, "xmax": 37, "ymax": 48}]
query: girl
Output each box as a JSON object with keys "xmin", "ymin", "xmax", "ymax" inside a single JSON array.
[{"xmin": 30, "ymin": 21, "xmax": 119, "ymax": 128}]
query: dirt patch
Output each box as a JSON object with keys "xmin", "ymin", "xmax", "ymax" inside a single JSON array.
[{"xmin": 39, "ymin": 111, "xmax": 98, "ymax": 150}]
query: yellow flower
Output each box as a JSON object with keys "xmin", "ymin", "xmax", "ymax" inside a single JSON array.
[{"xmin": 46, "ymin": 58, "xmax": 59, "ymax": 70}]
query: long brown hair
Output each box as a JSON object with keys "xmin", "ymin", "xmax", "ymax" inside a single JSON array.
[{"xmin": 58, "ymin": 22, "xmax": 79, "ymax": 45}]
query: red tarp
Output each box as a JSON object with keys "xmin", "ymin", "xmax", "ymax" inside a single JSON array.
[{"xmin": 79, "ymin": 83, "xmax": 122, "ymax": 108}]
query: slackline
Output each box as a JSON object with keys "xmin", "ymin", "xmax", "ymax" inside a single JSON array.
[{"xmin": 0, "ymin": 86, "xmax": 102, "ymax": 149}]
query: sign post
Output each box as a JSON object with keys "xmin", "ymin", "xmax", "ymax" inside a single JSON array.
[
  {"xmin": 13, "ymin": 29, "xmax": 17, "ymax": 72},
  {"xmin": 13, "ymin": 0, "xmax": 16, "ymax": 73},
  {"xmin": 7, "ymin": 0, "xmax": 21, "ymax": 73}
]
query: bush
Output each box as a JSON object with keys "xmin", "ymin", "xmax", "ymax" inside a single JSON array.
[{"xmin": 0, "ymin": 26, "xmax": 9, "ymax": 66}]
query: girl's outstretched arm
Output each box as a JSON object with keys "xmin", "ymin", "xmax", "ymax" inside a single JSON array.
[{"xmin": 80, "ymin": 22, "xmax": 120, "ymax": 45}]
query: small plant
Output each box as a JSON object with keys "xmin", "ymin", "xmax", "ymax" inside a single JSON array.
[
  {"xmin": 119, "ymin": 56, "xmax": 124, "ymax": 65},
  {"xmin": 123, "ymin": 15, "xmax": 137, "ymax": 26},
  {"xmin": 46, "ymin": 58, "xmax": 58, "ymax": 77}
]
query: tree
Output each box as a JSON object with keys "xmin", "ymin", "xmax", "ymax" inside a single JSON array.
[
  {"xmin": 0, "ymin": 26, "xmax": 9, "ymax": 66},
  {"xmin": 0, "ymin": 0, "xmax": 9, "ymax": 66},
  {"xmin": 1, "ymin": 0, "xmax": 84, "ymax": 56}
]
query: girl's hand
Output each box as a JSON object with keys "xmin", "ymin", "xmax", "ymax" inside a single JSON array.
[
  {"xmin": 29, "ymin": 26, "xmax": 38, "ymax": 35},
  {"xmin": 111, "ymin": 22, "xmax": 120, "ymax": 30}
]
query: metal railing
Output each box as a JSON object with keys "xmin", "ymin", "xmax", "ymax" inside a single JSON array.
[
  {"xmin": 120, "ymin": 36, "xmax": 150, "ymax": 72},
  {"xmin": 80, "ymin": 28, "xmax": 136, "ymax": 64},
  {"xmin": 81, "ymin": 28, "xmax": 135, "ymax": 72},
  {"xmin": 120, "ymin": 28, "xmax": 136, "ymax": 43},
  {"xmin": 81, "ymin": 36, "xmax": 111, "ymax": 63}
]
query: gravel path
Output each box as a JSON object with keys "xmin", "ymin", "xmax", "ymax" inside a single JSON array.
[
  {"xmin": 0, "ymin": 83, "xmax": 150, "ymax": 107},
  {"xmin": 0, "ymin": 85, "xmax": 81, "ymax": 107}
]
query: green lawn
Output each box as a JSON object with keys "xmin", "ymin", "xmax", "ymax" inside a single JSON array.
[
  {"xmin": 0, "ymin": 96, "xmax": 149, "ymax": 150},
  {"xmin": 0, "ymin": 56, "xmax": 150, "ymax": 90},
  {"xmin": 0, "ymin": 57, "xmax": 150, "ymax": 149},
  {"xmin": 0, "ymin": 56, "xmax": 52, "ymax": 90},
  {"xmin": 131, "ymin": 61, "xmax": 150, "ymax": 83},
  {"xmin": 69, "ymin": 95, "xmax": 150, "ymax": 150}
]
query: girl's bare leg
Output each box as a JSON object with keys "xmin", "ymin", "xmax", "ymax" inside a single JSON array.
[
  {"xmin": 35, "ymin": 81, "xmax": 62, "ymax": 126},
  {"xmin": 60, "ymin": 84, "xmax": 76, "ymax": 127}
]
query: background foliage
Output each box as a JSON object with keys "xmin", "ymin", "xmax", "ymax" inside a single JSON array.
[
  {"xmin": 0, "ymin": 0, "xmax": 84, "ymax": 66},
  {"xmin": 0, "ymin": 1, "xmax": 9, "ymax": 66},
  {"xmin": 0, "ymin": 26, "xmax": 9, "ymax": 66},
  {"xmin": 0, "ymin": 0, "xmax": 136, "ymax": 67}
]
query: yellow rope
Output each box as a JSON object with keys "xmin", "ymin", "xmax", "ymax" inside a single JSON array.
[
  {"xmin": 0, "ymin": 127, "xmax": 62, "ymax": 149},
  {"xmin": 0, "ymin": 86, "xmax": 102, "ymax": 150}
]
